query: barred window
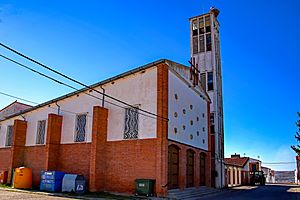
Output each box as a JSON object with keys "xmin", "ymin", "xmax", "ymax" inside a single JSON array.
[
  {"xmin": 36, "ymin": 120, "xmax": 46, "ymax": 144},
  {"xmin": 5, "ymin": 125, "xmax": 13, "ymax": 147},
  {"xmin": 75, "ymin": 114, "xmax": 87, "ymax": 142},
  {"xmin": 124, "ymin": 107, "xmax": 139, "ymax": 139}
]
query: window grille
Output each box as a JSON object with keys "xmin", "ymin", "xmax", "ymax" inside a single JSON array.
[
  {"xmin": 75, "ymin": 114, "xmax": 87, "ymax": 142},
  {"xmin": 5, "ymin": 125, "xmax": 13, "ymax": 146},
  {"xmin": 36, "ymin": 120, "xmax": 46, "ymax": 144},
  {"xmin": 124, "ymin": 107, "xmax": 139, "ymax": 139}
]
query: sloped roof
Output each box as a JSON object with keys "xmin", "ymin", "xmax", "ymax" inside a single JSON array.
[
  {"xmin": 0, "ymin": 59, "xmax": 210, "ymax": 122},
  {"xmin": 224, "ymin": 157, "xmax": 249, "ymax": 167},
  {"xmin": 0, "ymin": 101, "xmax": 32, "ymax": 113}
]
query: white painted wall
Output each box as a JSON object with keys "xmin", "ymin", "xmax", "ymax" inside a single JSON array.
[
  {"xmin": 168, "ymin": 69, "xmax": 209, "ymax": 150},
  {"xmin": 0, "ymin": 118, "xmax": 16, "ymax": 147},
  {"xmin": 242, "ymin": 158, "xmax": 262, "ymax": 171},
  {"xmin": 0, "ymin": 66, "xmax": 157, "ymax": 147}
]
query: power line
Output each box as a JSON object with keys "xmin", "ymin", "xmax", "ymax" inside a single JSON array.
[
  {"xmin": 0, "ymin": 91, "xmax": 38, "ymax": 105},
  {"xmin": 0, "ymin": 42, "xmax": 168, "ymax": 121},
  {"xmin": 263, "ymin": 162, "xmax": 296, "ymax": 165},
  {"xmin": 0, "ymin": 54, "xmax": 157, "ymax": 120},
  {"xmin": 0, "ymin": 90, "xmax": 90, "ymax": 117}
]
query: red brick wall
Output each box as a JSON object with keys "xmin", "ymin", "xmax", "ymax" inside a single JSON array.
[
  {"xmin": 24, "ymin": 146, "xmax": 47, "ymax": 186},
  {"xmin": 0, "ymin": 148, "xmax": 11, "ymax": 171},
  {"xmin": 23, "ymin": 143, "xmax": 91, "ymax": 188},
  {"xmin": 168, "ymin": 140, "xmax": 211, "ymax": 188},
  {"xmin": 104, "ymin": 139, "xmax": 158, "ymax": 194},
  {"xmin": 58, "ymin": 143, "xmax": 91, "ymax": 184}
]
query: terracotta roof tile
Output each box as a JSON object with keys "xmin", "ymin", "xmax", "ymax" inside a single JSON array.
[{"xmin": 224, "ymin": 157, "xmax": 249, "ymax": 167}]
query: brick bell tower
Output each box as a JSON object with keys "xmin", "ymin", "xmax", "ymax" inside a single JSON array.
[{"xmin": 189, "ymin": 7, "xmax": 225, "ymax": 188}]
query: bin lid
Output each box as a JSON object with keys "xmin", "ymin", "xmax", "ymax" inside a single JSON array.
[{"xmin": 62, "ymin": 174, "xmax": 77, "ymax": 192}]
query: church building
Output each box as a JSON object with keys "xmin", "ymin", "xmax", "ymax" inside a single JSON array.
[{"xmin": 0, "ymin": 7, "xmax": 224, "ymax": 196}]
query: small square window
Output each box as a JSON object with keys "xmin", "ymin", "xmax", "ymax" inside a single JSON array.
[{"xmin": 75, "ymin": 114, "xmax": 87, "ymax": 142}]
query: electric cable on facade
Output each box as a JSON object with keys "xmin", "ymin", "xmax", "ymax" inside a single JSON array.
[
  {"xmin": 0, "ymin": 54, "xmax": 157, "ymax": 120},
  {"xmin": 0, "ymin": 91, "xmax": 91, "ymax": 117},
  {"xmin": 0, "ymin": 42, "xmax": 168, "ymax": 121}
]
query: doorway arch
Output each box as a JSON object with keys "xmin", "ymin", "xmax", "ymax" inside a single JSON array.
[
  {"xmin": 200, "ymin": 152, "xmax": 206, "ymax": 186},
  {"xmin": 168, "ymin": 145, "xmax": 179, "ymax": 189},
  {"xmin": 186, "ymin": 149, "xmax": 195, "ymax": 187}
]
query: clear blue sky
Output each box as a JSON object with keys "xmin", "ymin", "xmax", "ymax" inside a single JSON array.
[{"xmin": 0, "ymin": 0, "xmax": 299, "ymax": 170}]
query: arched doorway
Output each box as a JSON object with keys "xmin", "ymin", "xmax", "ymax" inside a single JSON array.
[
  {"xmin": 186, "ymin": 149, "xmax": 195, "ymax": 187},
  {"xmin": 168, "ymin": 145, "xmax": 179, "ymax": 189},
  {"xmin": 200, "ymin": 153, "xmax": 206, "ymax": 186}
]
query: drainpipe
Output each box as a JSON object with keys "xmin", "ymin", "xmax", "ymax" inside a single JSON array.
[
  {"xmin": 55, "ymin": 102, "xmax": 61, "ymax": 115},
  {"xmin": 100, "ymin": 85, "xmax": 105, "ymax": 107}
]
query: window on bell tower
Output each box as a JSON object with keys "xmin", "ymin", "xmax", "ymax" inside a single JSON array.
[{"xmin": 192, "ymin": 15, "xmax": 212, "ymax": 54}]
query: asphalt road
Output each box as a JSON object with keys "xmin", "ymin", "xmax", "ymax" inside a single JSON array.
[
  {"xmin": 0, "ymin": 184, "xmax": 299, "ymax": 200},
  {"xmin": 203, "ymin": 184, "xmax": 300, "ymax": 200}
]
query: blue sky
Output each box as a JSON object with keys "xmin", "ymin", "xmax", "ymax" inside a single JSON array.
[{"xmin": 0, "ymin": 0, "xmax": 299, "ymax": 170}]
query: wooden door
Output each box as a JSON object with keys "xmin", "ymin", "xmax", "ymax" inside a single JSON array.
[
  {"xmin": 186, "ymin": 150, "xmax": 195, "ymax": 187},
  {"xmin": 168, "ymin": 145, "xmax": 179, "ymax": 189},
  {"xmin": 200, "ymin": 153, "xmax": 206, "ymax": 186}
]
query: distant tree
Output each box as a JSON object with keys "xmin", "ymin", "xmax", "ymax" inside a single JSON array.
[{"xmin": 291, "ymin": 112, "xmax": 300, "ymax": 156}]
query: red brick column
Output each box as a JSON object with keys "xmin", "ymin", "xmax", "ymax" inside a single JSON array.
[
  {"xmin": 195, "ymin": 153, "xmax": 200, "ymax": 187},
  {"xmin": 178, "ymin": 147, "xmax": 186, "ymax": 189},
  {"xmin": 89, "ymin": 106, "xmax": 108, "ymax": 192},
  {"xmin": 156, "ymin": 63, "xmax": 169, "ymax": 196},
  {"xmin": 45, "ymin": 114, "xmax": 63, "ymax": 170},
  {"xmin": 7, "ymin": 119, "xmax": 27, "ymax": 183}
]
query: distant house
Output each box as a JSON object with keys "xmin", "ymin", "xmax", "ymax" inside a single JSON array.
[
  {"xmin": 262, "ymin": 166, "xmax": 275, "ymax": 183},
  {"xmin": 225, "ymin": 154, "xmax": 262, "ymax": 187},
  {"xmin": 0, "ymin": 101, "xmax": 32, "ymax": 120}
]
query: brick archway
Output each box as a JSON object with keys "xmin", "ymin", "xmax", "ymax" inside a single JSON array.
[{"xmin": 186, "ymin": 149, "xmax": 195, "ymax": 187}]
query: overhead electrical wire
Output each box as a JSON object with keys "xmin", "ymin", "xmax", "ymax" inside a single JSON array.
[
  {"xmin": 0, "ymin": 91, "xmax": 38, "ymax": 105},
  {"xmin": 0, "ymin": 90, "xmax": 91, "ymax": 117},
  {"xmin": 262, "ymin": 162, "xmax": 296, "ymax": 165},
  {"xmin": 0, "ymin": 54, "xmax": 157, "ymax": 120},
  {"xmin": 0, "ymin": 42, "xmax": 168, "ymax": 121}
]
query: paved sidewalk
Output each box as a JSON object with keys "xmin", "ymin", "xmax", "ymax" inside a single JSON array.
[
  {"xmin": 0, "ymin": 186, "xmax": 167, "ymax": 200},
  {"xmin": 0, "ymin": 187, "xmax": 125, "ymax": 200}
]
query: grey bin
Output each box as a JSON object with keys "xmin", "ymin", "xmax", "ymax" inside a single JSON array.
[{"xmin": 62, "ymin": 174, "xmax": 86, "ymax": 194}]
